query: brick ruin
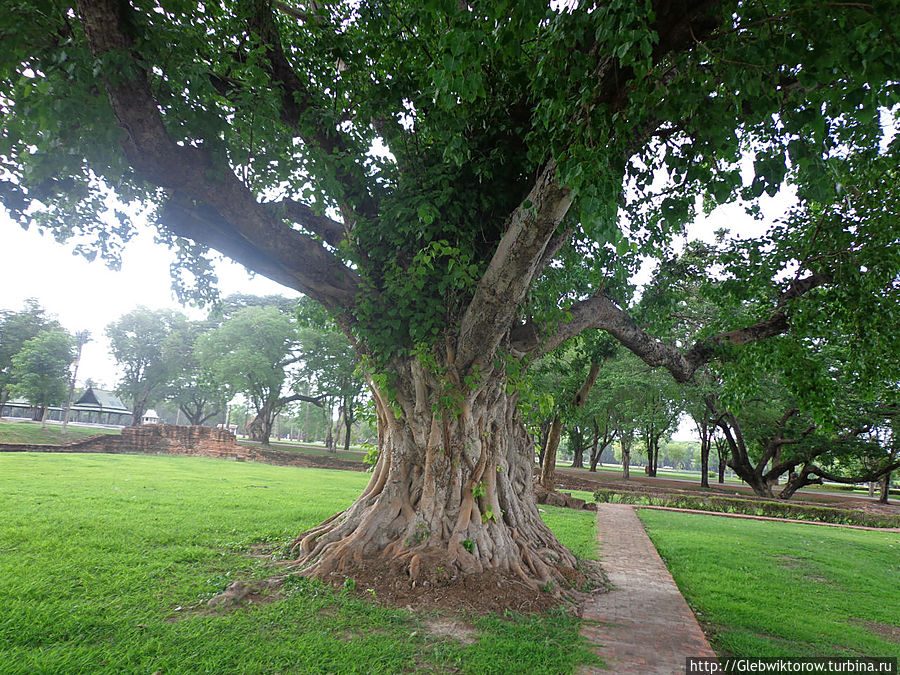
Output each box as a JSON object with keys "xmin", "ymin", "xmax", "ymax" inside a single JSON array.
[{"xmin": 0, "ymin": 424, "xmax": 249, "ymax": 460}]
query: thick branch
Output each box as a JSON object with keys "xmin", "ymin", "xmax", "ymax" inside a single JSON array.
[
  {"xmin": 807, "ymin": 460, "xmax": 900, "ymax": 485},
  {"xmin": 273, "ymin": 200, "xmax": 345, "ymax": 248},
  {"xmin": 513, "ymin": 273, "xmax": 831, "ymax": 381},
  {"xmin": 159, "ymin": 194, "xmax": 359, "ymax": 310},
  {"xmin": 77, "ymin": 0, "xmax": 359, "ymax": 311},
  {"xmin": 281, "ymin": 392, "xmax": 325, "ymax": 407},
  {"xmin": 457, "ymin": 159, "xmax": 572, "ymax": 372}
]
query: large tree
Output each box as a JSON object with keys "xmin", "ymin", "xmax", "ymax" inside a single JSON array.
[
  {"xmin": 0, "ymin": 300, "xmax": 63, "ymax": 415},
  {"xmin": 161, "ymin": 320, "xmax": 232, "ymax": 426},
  {"xmin": 106, "ymin": 307, "xmax": 188, "ymax": 424},
  {"xmin": 195, "ymin": 304, "xmax": 323, "ymax": 445},
  {"xmin": 2, "ymin": 0, "xmax": 898, "ymax": 599},
  {"xmin": 9, "ymin": 328, "xmax": 75, "ymax": 426}
]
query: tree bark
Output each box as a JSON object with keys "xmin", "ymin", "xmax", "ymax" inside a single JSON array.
[
  {"xmin": 621, "ymin": 430, "xmax": 633, "ymax": 479},
  {"xmin": 247, "ymin": 398, "xmax": 278, "ymax": 445},
  {"xmin": 696, "ymin": 419, "xmax": 712, "ymax": 488},
  {"xmin": 539, "ymin": 416, "xmax": 563, "ymax": 491},
  {"xmin": 288, "ymin": 358, "xmax": 581, "ymax": 593},
  {"xmin": 588, "ymin": 421, "xmax": 601, "ymax": 471},
  {"xmin": 343, "ymin": 399, "xmax": 353, "ymax": 452},
  {"xmin": 879, "ymin": 471, "xmax": 891, "ymax": 505},
  {"xmin": 324, "ymin": 401, "xmax": 335, "ymax": 452}
]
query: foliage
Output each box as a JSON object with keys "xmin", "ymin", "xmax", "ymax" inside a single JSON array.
[
  {"xmin": 0, "ymin": 299, "xmax": 65, "ymax": 404},
  {"xmin": 195, "ymin": 305, "xmax": 300, "ymax": 435},
  {"xmin": 160, "ymin": 319, "xmax": 232, "ymax": 425},
  {"xmin": 0, "ymin": 0, "xmax": 897, "ymax": 371},
  {"xmin": 105, "ymin": 307, "xmax": 189, "ymax": 422},
  {"xmin": 9, "ymin": 328, "xmax": 74, "ymax": 412},
  {"xmin": 639, "ymin": 510, "xmax": 900, "ymax": 657}
]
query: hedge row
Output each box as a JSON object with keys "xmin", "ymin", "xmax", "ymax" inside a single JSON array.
[{"xmin": 593, "ymin": 489, "xmax": 900, "ymax": 529}]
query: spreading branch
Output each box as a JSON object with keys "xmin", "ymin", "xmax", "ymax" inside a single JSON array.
[
  {"xmin": 512, "ymin": 273, "xmax": 831, "ymax": 381},
  {"xmin": 77, "ymin": 0, "xmax": 360, "ymax": 311}
]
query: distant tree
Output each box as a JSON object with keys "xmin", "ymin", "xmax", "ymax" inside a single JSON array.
[
  {"xmin": 196, "ymin": 305, "xmax": 322, "ymax": 445},
  {"xmin": 106, "ymin": 308, "xmax": 188, "ymax": 425},
  {"xmin": 9, "ymin": 328, "xmax": 74, "ymax": 426},
  {"xmin": 296, "ymin": 326, "xmax": 365, "ymax": 452},
  {"xmin": 61, "ymin": 330, "xmax": 91, "ymax": 434},
  {"xmin": 161, "ymin": 320, "xmax": 232, "ymax": 426},
  {"xmin": 0, "ymin": 299, "xmax": 62, "ymax": 415}
]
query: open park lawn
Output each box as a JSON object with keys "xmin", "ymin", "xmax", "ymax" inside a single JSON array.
[
  {"xmin": 638, "ymin": 509, "xmax": 900, "ymax": 658},
  {"xmin": 0, "ymin": 420, "xmax": 120, "ymax": 445},
  {"xmin": 0, "ymin": 453, "xmax": 600, "ymax": 674}
]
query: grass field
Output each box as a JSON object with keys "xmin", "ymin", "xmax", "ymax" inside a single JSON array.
[
  {"xmin": 0, "ymin": 453, "xmax": 600, "ymax": 674},
  {"xmin": 0, "ymin": 420, "xmax": 120, "ymax": 444},
  {"xmin": 237, "ymin": 438, "xmax": 366, "ymax": 461},
  {"xmin": 638, "ymin": 509, "xmax": 900, "ymax": 658}
]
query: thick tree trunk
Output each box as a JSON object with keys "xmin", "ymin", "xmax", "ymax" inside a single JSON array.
[
  {"xmin": 288, "ymin": 359, "xmax": 582, "ymax": 597},
  {"xmin": 247, "ymin": 399, "xmax": 277, "ymax": 445},
  {"xmin": 334, "ymin": 406, "xmax": 345, "ymax": 450},
  {"xmin": 343, "ymin": 405, "xmax": 353, "ymax": 453},
  {"xmin": 131, "ymin": 399, "xmax": 148, "ymax": 427},
  {"xmin": 879, "ymin": 471, "xmax": 891, "ymax": 504},
  {"xmin": 539, "ymin": 416, "xmax": 563, "ymax": 491},
  {"xmin": 588, "ymin": 421, "xmax": 601, "ymax": 472},
  {"xmin": 620, "ymin": 431, "xmax": 632, "ymax": 479},
  {"xmin": 697, "ymin": 420, "xmax": 711, "ymax": 488},
  {"xmin": 644, "ymin": 435, "xmax": 659, "ymax": 477},
  {"xmin": 324, "ymin": 402, "xmax": 335, "ymax": 452},
  {"xmin": 700, "ymin": 436, "xmax": 710, "ymax": 488},
  {"xmin": 570, "ymin": 436, "xmax": 585, "ymax": 469}
]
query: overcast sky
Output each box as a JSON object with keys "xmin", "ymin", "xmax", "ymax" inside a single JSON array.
[{"xmin": 1, "ymin": 212, "xmax": 297, "ymax": 389}]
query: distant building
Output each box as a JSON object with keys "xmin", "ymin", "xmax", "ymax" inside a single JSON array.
[
  {"xmin": 72, "ymin": 387, "xmax": 132, "ymax": 426},
  {"xmin": 141, "ymin": 409, "xmax": 160, "ymax": 425},
  {"xmin": 0, "ymin": 387, "xmax": 133, "ymax": 427}
]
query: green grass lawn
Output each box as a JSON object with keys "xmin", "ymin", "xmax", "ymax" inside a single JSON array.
[
  {"xmin": 637, "ymin": 509, "xmax": 900, "ymax": 658},
  {"xmin": 0, "ymin": 453, "xmax": 600, "ymax": 674},
  {"xmin": 238, "ymin": 438, "xmax": 366, "ymax": 461},
  {"xmin": 0, "ymin": 420, "xmax": 121, "ymax": 444}
]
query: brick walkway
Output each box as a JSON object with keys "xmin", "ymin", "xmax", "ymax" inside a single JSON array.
[{"xmin": 579, "ymin": 504, "xmax": 718, "ymax": 674}]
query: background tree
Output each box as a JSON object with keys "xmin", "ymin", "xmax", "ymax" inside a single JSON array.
[
  {"xmin": 106, "ymin": 308, "xmax": 188, "ymax": 425},
  {"xmin": 0, "ymin": 300, "xmax": 63, "ymax": 415},
  {"xmin": 2, "ymin": 0, "xmax": 898, "ymax": 597},
  {"xmin": 196, "ymin": 305, "xmax": 322, "ymax": 445},
  {"xmin": 294, "ymin": 298, "xmax": 367, "ymax": 452},
  {"xmin": 161, "ymin": 320, "xmax": 232, "ymax": 426},
  {"xmin": 61, "ymin": 330, "xmax": 91, "ymax": 434},
  {"xmin": 9, "ymin": 328, "xmax": 74, "ymax": 426}
]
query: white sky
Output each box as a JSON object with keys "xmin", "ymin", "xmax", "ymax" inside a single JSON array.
[{"xmin": 0, "ymin": 212, "xmax": 297, "ymax": 388}]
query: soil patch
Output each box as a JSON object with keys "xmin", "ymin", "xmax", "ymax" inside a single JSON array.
[
  {"xmin": 850, "ymin": 619, "xmax": 900, "ymax": 644},
  {"xmin": 310, "ymin": 556, "xmax": 606, "ymax": 615},
  {"xmin": 420, "ymin": 617, "xmax": 478, "ymax": 644}
]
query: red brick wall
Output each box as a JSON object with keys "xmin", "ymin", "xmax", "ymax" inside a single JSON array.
[{"xmin": 0, "ymin": 424, "xmax": 248, "ymax": 460}]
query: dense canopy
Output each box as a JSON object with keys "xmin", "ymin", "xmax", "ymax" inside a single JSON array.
[{"xmin": 2, "ymin": 0, "xmax": 898, "ymax": 601}]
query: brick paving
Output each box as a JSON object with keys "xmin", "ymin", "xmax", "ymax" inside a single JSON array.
[{"xmin": 579, "ymin": 503, "xmax": 718, "ymax": 674}]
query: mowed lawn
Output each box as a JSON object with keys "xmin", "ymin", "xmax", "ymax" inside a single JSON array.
[
  {"xmin": 0, "ymin": 420, "xmax": 120, "ymax": 445},
  {"xmin": 0, "ymin": 453, "xmax": 599, "ymax": 674},
  {"xmin": 638, "ymin": 509, "xmax": 900, "ymax": 658}
]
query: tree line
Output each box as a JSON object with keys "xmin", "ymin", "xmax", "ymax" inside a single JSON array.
[{"xmin": 0, "ymin": 295, "xmax": 368, "ymax": 448}]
